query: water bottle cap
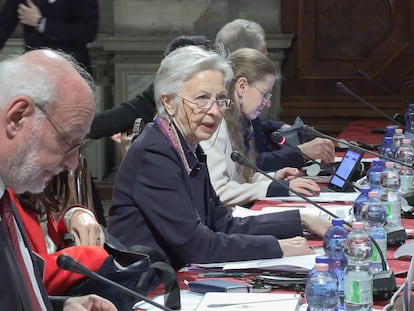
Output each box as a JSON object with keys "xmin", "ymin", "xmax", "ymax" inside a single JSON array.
[
  {"xmin": 402, "ymin": 138, "xmax": 411, "ymax": 144},
  {"xmin": 372, "ymin": 159, "xmax": 383, "ymax": 165},
  {"xmin": 314, "ymin": 263, "xmax": 329, "ymax": 271},
  {"xmin": 368, "ymin": 191, "xmax": 379, "ymax": 198},
  {"xmin": 331, "ymin": 218, "xmax": 344, "ymax": 226},
  {"xmin": 395, "ymin": 128, "xmax": 403, "ymax": 134},
  {"xmin": 352, "ymin": 221, "xmax": 365, "ymax": 229},
  {"xmin": 315, "ymin": 256, "xmax": 330, "ymax": 264},
  {"xmin": 385, "ymin": 161, "xmax": 395, "ymax": 168},
  {"xmin": 360, "ymin": 188, "xmax": 371, "ymax": 194}
]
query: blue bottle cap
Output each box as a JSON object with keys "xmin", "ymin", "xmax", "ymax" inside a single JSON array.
[{"xmin": 331, "ymin": 218, "xmax": 344, "ymax": 226}]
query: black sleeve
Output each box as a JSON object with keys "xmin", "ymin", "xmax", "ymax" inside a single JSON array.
[
  {"xmin": 49, "ymin": 296, "xmax": 69, "ymax": 311},
  {"xmin": 0, "ymin": 0, "xmax": 19, "ymax": 49},
  {"xmin": 89, "ymin": 83, "xmax": 156, "ymax": 139}
]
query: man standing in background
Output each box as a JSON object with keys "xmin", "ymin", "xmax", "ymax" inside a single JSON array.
[{"xmin": 0, "ymin": 0, "xmax": 99, "ymax": 72}]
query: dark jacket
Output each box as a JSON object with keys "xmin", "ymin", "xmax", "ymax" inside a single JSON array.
[
  {"xmin": 0, "ymin": 193, "xmax": 67, "ymax": 310},
  {"xmin": 89, "ymin": 83, "xmax": 156, "ymax": 139},
  {"xmin": 0, "ymin": 0, "xmax": 99, "ymax": 69},
  {"xmin": 107, "ymin": 122, "xmax": 304, "ymax": 270},
  {"xmin": 252, "ymin": 118, "xmax": 306, "ymax": 171}
]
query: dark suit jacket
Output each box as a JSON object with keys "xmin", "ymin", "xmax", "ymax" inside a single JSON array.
[
  {"xmin": 252, "ymin": 118, "xmax": 305, "ymax": 171},
  {"xmin": 0, "ymin": 193, "xmax": 66, "ymax": 310},
  {"xmin": 89, "ymin": 83, "xmax": 157, "ymax": 139},
  {"xmin": 0, "ymin": 0, "xmax": 99, "ymax": 69},
  {"xmin": 108, "ymin": 122, "xmax": 304, "ymax": 270}
]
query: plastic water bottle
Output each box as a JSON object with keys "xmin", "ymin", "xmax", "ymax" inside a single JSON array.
[
  {"xmin": 352, "ymin": 188, "xmax": 371, "ymax": 221},
  {"xmin": 379, "ymin": 136, "xmax": 396, "ymax": 160},
  {"xmin": 380, "ymin": 161, "xmax": 401, "ymax": 227},
  {"xmin": 305, "ymin": 263, "xmax": 338, "ymax": 311},
  {"xmin": 307, "ymin": 256, "xmax": 331, "ymax": 282},
  {"xmin": 392, "ymin": 128, "xmax": 405, "ymax": 149},
  {"xmin": 323, "ymin": 218, "xmax": 348, "ymax": 308},
  {"xmin": 395, "ymin": 138, "xmax": 414, "ymax": 194},
  {"xmin": 363, "ymin": 192, "xmax": 387, "ymax": 273},
  {"xmin": 405, "ymin": 103, "xmax": 414, "ymax": 141},
  {"xmin": 366, "ymin": 160, "xmax": 383, "ymax": 192},
  {"xmin": 344, "ymin": 222, "xmax": 373, "ymax": 311}
]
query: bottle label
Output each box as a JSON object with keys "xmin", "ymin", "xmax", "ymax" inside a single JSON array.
[
  {"xmin": 370, "ymin": 238, "xmax": 387, "ymax": 263},
  {"xmin": 344, "ymin": 276, "xmax": 373, "ymax": 304},
  {"xmin": 400, "ymin": 175, "xmax": 413, "ymax": 193},
  {"xmin": 383, "ymin": 201, "xmax": 401, "ymax": 224}
]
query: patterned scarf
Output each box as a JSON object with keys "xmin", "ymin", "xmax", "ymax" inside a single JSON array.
[{"xmin": 155, "ymin": 116, "xmax": 192, "ymax": 175}]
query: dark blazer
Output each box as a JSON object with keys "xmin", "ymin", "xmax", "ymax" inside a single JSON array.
[
  {"xmin": 252, "ymin": 118, "xmax": 306, "ymax": 171},
  {"xmin": 0, "ymin": 0, "xmax": 99, "ymax": 69},
  {"xmin": 89, "ymin": 83, "xmax": 157, "ymax": 139},
  {"xmin": 0, "ymin": 193, "xmax": 65, "ymax": 310},
  {"xmin": 108, "ymin": 122, "xmax": 304, "ymax": 270}
]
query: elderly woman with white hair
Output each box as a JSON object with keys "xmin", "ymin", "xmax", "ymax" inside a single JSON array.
[{"xmin": 108, "ymin": 45, "xmax": 330, "ymax": 270}]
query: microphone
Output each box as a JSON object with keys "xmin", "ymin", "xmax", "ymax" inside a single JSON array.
[
  {"xmin": 302, "ymin": 124, "xmax": 412, "ymax": 170},
  {"xmin": 231, "ymin": 150, "xmax": 396, "ymax": 300},
  {"xmin": 57, "ymin": 254, "xmax": 176, "ymax": 311},
  {"xmin": 336, "ymin": 81, "xmax": 405, "ymax": 129},
  {"xmin": 270, "ymin": 132, "xmax": 360, "ymax": 192},
  {"xmin": 356, "ymin": 69, "xmax": 395, "ymax": 96},
  {"xmin": 357, "ymin": 69, "xmax": 409, "ymax": 108}
]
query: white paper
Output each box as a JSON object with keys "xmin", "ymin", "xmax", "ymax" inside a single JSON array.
[
  {"xmin": 133, "ymin": 290, "xmax": 203, "ymax": 311},
  {"xmin": 263, "ymin": 191, "xmax": 360, "ymax": 203},
  {"xmin": 195, "ymin": 292, "xmax": 301, "ymax": 311},
  {"xmin": 192, "ymin": 254, "xmax": 316, "ymax": 272}
]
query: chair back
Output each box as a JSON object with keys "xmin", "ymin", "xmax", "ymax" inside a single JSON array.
[{"xmin": 120, "ymin": 118, "xmax": 144, "ymax": 159}]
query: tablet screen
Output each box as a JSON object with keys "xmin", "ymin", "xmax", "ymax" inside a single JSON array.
[{"xmin": 329, "ymin": 149, "xmax": 364, "ymax": 191}]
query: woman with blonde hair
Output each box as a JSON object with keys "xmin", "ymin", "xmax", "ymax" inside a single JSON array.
[{"xmin": 201, "ymin": 48, "xmax": 320, "ymax": 207}]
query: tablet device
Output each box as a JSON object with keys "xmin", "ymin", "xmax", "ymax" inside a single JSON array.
[{"xmin": 328, "ymin": 149, "xmax": 364, "ymax": 192}]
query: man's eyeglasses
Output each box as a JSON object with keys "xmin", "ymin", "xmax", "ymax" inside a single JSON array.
[
  {"xmin": 176, "ymin": 95, "xmax": 232, "ymax": 111},
  {"xmin": 32, "ymin": 102, "xmax": 88, "ymax": 157},
  {"xmin": 251, "ymin": 85, "xmax": 272, "ymax": 101}
]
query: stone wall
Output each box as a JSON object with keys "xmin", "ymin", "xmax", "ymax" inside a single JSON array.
[{"xmin": 0, "ymin": 0, "xmax": 293, "ymax": 180}]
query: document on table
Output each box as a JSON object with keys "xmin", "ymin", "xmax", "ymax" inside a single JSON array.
[
  {"xmin": 192, "ymin": 254, "xmax": 316, "ymax": 273},
  {"xmin": 195, "ymin": 292, "xmax": 301, "ymax": 311},
  {"xmin": 263, "ymin": 191, "xmax": 360, "ymax": 203},
  {"xmin": 232, "ymin": 204, "xmax": 353, "ymax": 221}
]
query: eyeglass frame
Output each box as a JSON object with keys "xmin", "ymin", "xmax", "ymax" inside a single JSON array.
[
  {"xmin": 175, "ymin": 94, "xmax": 232, "ymax": 111},
  {"xmin": 250, "ymin": 85, "xmax": 273, "ymax": 101},
  {"xmin": 32, "ymin": 102, "xmax": 89, "ymax": 157}
]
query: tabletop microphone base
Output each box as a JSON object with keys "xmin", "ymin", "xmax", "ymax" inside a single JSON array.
[
  {"xmin": 373, "ymin": 270, "xmax": 397, "ymax": 301},
  {"xmin": 384, "ymin": 225, "xmax": 407, "ymax": 246}
]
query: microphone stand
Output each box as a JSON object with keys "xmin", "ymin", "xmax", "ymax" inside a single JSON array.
[
  {"xmin": 57, "ymin": 254, "xmax": 176, "ymax": 311},
  {"xmin": 303, "ymin": 125, "xmax": 412, "ymax": 170},
  {"xmin": 336, "ymin": 81, "xmax": 405, "ymax": 129},
  {"xmin": 231, "ymin": 151, "xmax": 396, "ymax": 300}
]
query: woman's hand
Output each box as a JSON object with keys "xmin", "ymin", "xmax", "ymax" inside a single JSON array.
[
  {"xmin": 279, "ymin": 236, "xmax": 315, "ymax": 257},
  {"xmin": 288, "ymin": 177, "xmax": 320, "ymax": 196},
  {"xmin": 67, "ymin": 210, "xmax": 105, "ymax": 247},
  {"xmin": 274, "ymin": 167, "xmax": 300, "ymax": 180},
  {"xmin": 300, "ymin": 212, "xmax": 332, "ymax": 237}
]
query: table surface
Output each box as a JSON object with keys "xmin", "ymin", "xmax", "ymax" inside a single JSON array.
[{"xmin": 147, "ymin": 120, "xmax": 411, "ymax": 310}]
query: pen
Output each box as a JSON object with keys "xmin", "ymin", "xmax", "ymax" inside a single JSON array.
[{"xmin": 197, "ymin": 272, "xmax": 244, "ymax": 278}]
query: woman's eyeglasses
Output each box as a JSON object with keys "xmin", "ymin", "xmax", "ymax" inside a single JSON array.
[{"xmin": 176, "ymin": 95, "xmax": 232, "ymax": 111}]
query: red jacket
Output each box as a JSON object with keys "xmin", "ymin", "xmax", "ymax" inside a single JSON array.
[{"xmin": 9, "ymin": 190, "xmax": 109, "ymax": 295}]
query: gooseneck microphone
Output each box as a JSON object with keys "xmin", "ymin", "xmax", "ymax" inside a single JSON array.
[
  {"xmin": 270, "ymin": 132, "xmax": 360, "ymax": 192},
  {"xmin": 231, "ymin": 150, "xmax": 396, "ymax": 300},
  {"xmin": 336, "ymin": 81, "xmax": 405, "ymax": 129},
  {"xmin": 303, "ymin": 124, "xmax": 412, "ymax": 170},
  {"xmin": 57, "ymin": 254, "xmax": 175, "ymax": 311}
]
